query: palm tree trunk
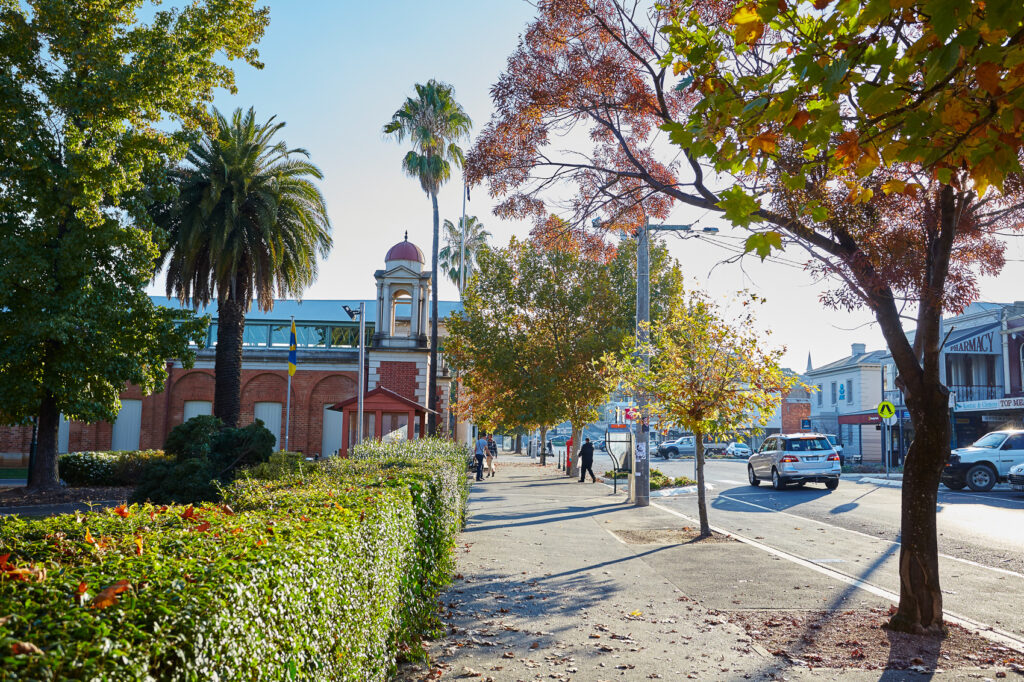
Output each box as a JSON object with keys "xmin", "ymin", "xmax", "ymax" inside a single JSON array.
[
  {"xmin": 27, "ymin": 389, "xmax": 61, "ymax": 491},
  {"xmin": 428, "ymin": 190, "xmax": 440, "ymax": 435},
  {"xmin": 214, "ymin": 292, "xmax": 247, "ymax": 428}
]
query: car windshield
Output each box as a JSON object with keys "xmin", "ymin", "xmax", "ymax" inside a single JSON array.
[
  {"xmin": 972, "ymin": 433, "xmax": 1007, "ymax": 449},
  {"xmin": 826, "ymin": 435, "xmax": 839, "ymax": 445},
  {"xmin": 784, "ymin": 437, "xmax": 833, "ymax": 452}
]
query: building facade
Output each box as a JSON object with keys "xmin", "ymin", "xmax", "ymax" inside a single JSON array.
[
  {"xmin": 0, "ymin": 236, "xmax": 461, "ymax": 459},
  {"xmin": 881, "ymin": 301, "xmax": 1024, "ymax": 457},
  {"xmin": 804, "ymin": 343, "xmax": 887, "ymax": 462}
]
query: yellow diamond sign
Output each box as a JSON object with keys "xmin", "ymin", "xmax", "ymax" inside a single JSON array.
[{"xmin": 877, "ymin": 401, "xmax": 895, "ymax": 419}]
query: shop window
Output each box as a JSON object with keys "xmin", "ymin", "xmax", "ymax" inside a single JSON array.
[
  {"xmin": 381, "ymin": 412, "xmax": 409, "ymax": 441},
  {"xmin": 831, "ymin": 382, "xmax": 837, "ymax": 404}
]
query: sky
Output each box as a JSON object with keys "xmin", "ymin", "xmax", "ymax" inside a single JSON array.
[{"xmin": 153, "ymin": 0, "xmax": 1024, "ymax": 372}]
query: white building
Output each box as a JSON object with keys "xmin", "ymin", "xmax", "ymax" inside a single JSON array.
[{"xmin": 804, "ymin": 343, "xmax": 886, "ymax": 462}]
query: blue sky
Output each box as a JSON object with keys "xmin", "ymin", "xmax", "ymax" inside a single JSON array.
[{"xmin": 150, "ymin": 0, "xmax": 1023, "ymax": 372}]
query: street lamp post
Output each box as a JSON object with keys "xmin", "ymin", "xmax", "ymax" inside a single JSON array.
[
  {"xmin": 344, "ymin": 303, "xmax": 367, "ymax": 448},
  {"xmin": 632, "ymin": 219, "xmax": 718, "ymax": 508}
]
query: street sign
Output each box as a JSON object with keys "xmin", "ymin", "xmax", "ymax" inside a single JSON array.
[
  {"xmin": 877, "ymin": 401, "xmax": 896, "ymax": 419},
  {"xmin": 882, "ymin": 415, "xmax": 897, "ymax": 426},
  {"xmin": 624, "ymin": 407, "xmax": 639, "ymax": 420},
  {"xmin": 801, "ymin": 418, "xmax": 811, "ymax": 430}
]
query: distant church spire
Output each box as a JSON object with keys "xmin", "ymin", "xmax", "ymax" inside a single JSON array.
[{"xmin": 806, "ymin": 351, "xmax": 813, "ymax": 373}]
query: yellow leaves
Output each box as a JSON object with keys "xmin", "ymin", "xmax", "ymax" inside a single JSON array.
[
  {"xmin": 979, "ymin": 26, "xmax": 1007, "ymax": 44},
  {"xmin": 789, "ymin": 111, "xmax": 811, "ymax": 130},
  {"xmin": 84, "ymin": 529, "xmax": 95, "ymax": 544},
  {"xmin": 940, "ymin": 98, "xmax": 975, "ymax": 133},
  {"xmin": 845, "ymin": 181, "xmax": 874, "ymax": 204},
  {"xmin": 732, "ymin": 6, "xmax": 764, "ymax": 45},
  {"xmin": 881, "ymin": 179, "xmax": 920, "ymax": 196},
  {"xmin": 673, "ymin": 61, "xmax": 689, "ymax": 76},
  {"xmin": 134, "ymin": 537, "xmax": 144, "ymax": 556},
  {"xmin": 975, "ymin": 62, "xmax": 1002, "ymax": 95},
  {"xmin": 748, "ymin": 132, "xmax": 778, "ymax": 155}
]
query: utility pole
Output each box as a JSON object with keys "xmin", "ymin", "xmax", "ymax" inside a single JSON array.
[{"xmin": 357, "ymin": 301, "xmax": 366, "ymax": 446}]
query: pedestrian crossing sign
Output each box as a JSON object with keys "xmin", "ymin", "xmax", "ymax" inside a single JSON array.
[{"xmin": 877, "ymin": 401, "xmax": 895, "ymax": 419}]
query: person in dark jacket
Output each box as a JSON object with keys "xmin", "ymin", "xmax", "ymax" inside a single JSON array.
[{"xmin": 578, "ymin": 437, "xmax": 597, "ymax": 483}]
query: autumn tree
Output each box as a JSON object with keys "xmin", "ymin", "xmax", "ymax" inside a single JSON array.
[
  {"xmin": 607, "ymin": 290, "xmax": 794, "ymax": 535},
  {"xmin": 0, "ymin": 0, "xmax": 267, "ymax": 490},
  {"xmin": 469, "ymin": 0, "xmax": 1024, "ymax": 632},
  {"xmin": 446, "ymin": 222, "xmax": 682, "ymax": 471}
]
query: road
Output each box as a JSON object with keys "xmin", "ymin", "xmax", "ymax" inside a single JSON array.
[{"xmin": 550, "ymin": 450, "xmax": 1024, "ymax": 641}]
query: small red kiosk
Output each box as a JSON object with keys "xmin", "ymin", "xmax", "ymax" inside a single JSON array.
[{"xmin": 330, "ymin": 387, "xmax": 435, "ymax": 457}]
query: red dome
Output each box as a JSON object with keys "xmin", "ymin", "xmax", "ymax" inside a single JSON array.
[{"xmin": 385, "ymin": 233, "xmax": 424, "ymax": 263}]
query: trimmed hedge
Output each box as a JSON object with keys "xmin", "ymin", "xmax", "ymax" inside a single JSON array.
[
  {"xmin": 57, "ymin": 450, "xmax": 174, "ymax": 487},
  {"xmin": 0, "ymin": 439, "xmax": 470, "ymax": 681}
]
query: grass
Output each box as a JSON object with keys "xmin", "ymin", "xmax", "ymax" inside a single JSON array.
[{"xmin": 0, "ymin": 468, "xmax": 27, "ymax": 480}]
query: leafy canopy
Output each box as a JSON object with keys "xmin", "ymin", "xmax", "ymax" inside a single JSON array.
[{"xmin": 0, "ymin": 0, "xmax": 268, "ymax": 424}]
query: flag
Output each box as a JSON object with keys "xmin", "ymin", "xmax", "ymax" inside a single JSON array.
[{"xmin": 288, "ymin": 319, "xmax": 297, "ymax": 376}]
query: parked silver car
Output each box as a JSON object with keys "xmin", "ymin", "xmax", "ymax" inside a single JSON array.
[{"xmin": 747, "ymin": 433, "xmax": 841, "ymax": 491}]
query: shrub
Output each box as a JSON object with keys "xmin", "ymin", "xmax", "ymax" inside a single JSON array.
[
  {"xmin": 58, "ymin": 450, "xmax": 174, "ymax": 487},
  {"xmin": 247, "ymin": 451, "xmax": 308, "ymax": 480},
  {"xmin": 0, "ymin": 442, "xmax": 468, "ymax": 681},
  {"xmin": 601, "ymin": 468, "xmax": 697, "ymax": 490},
  {"xmin": 137, "ymin": 419, "xmax": 277, "ymax": 504},
  {"xmin": 164, "ymin": 415, "xmax": 222, "ymax": 461}
]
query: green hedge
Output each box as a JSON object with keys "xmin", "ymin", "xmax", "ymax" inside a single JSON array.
[
  {"xmin": 58, "ymin": 450, "xmax": 174, "ymax": 487},
  {"xmin": 0, "ymin": 439, "xmax": 469, "ymax": 681}
]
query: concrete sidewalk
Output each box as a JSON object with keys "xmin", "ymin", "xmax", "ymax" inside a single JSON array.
[{"xmin": 403, "ymin": 458, "xmax": 981, "ymax": 681}]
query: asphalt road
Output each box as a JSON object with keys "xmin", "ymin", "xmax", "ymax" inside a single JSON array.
[{"xmin": 550, "ymin": 450, "xmax": 1024, "ymax": 641}]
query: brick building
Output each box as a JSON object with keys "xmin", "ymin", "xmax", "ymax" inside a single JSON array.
[{"xmin": 0, "ymin": 235, "xmax": 460, "ymax": 459}]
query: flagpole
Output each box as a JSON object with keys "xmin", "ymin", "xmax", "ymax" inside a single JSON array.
[
  {"xmin": 285, "ymin": 315, "xmax": 295, "ymax": 451},
  {"xmin": 357, "ymin": 302, "xmax": 366, "ymax": 446}
]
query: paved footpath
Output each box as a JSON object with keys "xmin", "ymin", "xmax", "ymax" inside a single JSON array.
[{"xmin": 403, "ymin": 458, "xmax": 1017, "ymax": 681}]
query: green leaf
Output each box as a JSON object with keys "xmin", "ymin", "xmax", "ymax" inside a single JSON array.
[
  {"xmin": 744, "ymin": 232, "xmax": 783, "ymax": 261},
  {"xmin": 716, "ymin": 186, "xmax": 761, "ymax": 228}
]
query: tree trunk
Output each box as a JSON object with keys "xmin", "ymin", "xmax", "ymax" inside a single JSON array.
[
  {"xmin": 515, "ymin": 433, "xmax": 522, "ymax": 453},
  {"xmin": 214, "ymin": 294, "xmax": 246, "ymax": 428},
  {"xmin": 427, "ymin": 191, "xmax": 440, "ymax": 436},
  {"xmin": 695, "ymin": 430, "xmax": 710, "ymax": 537},
  {"xmin": 887, "ymin": 380, "xmax": 950, "ymax": 634},
  {"xmin": 539, "ymin": 425, "xmax": 547, "ymax": 466},
  {"xmin": 569, "ymin": 424, "xmax": 581, "ymax": 478},
  {"xmin": 27, "ymin": 389, "xmax": 61, "ymax": 491}
]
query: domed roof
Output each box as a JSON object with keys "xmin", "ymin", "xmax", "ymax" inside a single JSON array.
[{"xmin": 385, "ymin": 232, "xmax": 424, "ymax": 264}]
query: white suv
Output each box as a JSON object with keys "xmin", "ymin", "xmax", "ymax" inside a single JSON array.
[
  {"xmin": 942, "ymin": 429, "xmax": 1024, "ymax": 492},
  {"xmin": 748, "ymin": 433, "xmax": 841, "ymax": 491}
]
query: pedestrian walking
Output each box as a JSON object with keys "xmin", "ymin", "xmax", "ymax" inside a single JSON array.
[
  {"xmin": 474, "ymin": 432, "xmax": 488, "ymax": 482},
  {"xmin": 578, "ymin": 437, "xmax": 597, "ymax": 483},
  {"xmin": 486, "ymin": 434, "xmax": 498, "ymax": 477}
]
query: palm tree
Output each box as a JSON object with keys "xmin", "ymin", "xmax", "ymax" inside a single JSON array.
[
  {"xmin": 438, "ymin": 215, "xmax": 491, "ymax": 288},
  {"xmin": 156, "ymin": 107, "xmax": 332, "ymax": 427},
  {"xmin": 384, "ymin": 80, "xmax": 472, "ymax": 435}
]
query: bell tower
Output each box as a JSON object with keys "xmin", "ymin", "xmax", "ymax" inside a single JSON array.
[{"xmin": 373, "ymin": 232, "xmax": 430, "ymax": 349}]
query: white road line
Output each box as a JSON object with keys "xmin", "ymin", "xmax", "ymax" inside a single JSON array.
[
  {"xmin": 649, "ymin": 501, "xmax": 1024, "ymax": 655},
  {"xmin": 715, "ymin": 479, "xmax": 745, "ymax": 485},
  {"xmin": 715, "ymin": 492, "xmax": 1024, "ymax": 580}
]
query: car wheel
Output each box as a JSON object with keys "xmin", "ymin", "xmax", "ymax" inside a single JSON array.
[
  {"xmin": 965, "ymin": 464, "xmax": 997, "ymax": 492},
  {"xmin": 667, "ymin": 448, "xmax": 678, "ymax": 459},
  {"xmin": 771, "ymin": 468, "xmax": 786, "ymax": 490},
  {"xmin": 748, "ymin": 465, "xmax": 760, "ymax": 486},
  {"xmin": 825, "ymin": 478, "xmax": 839, "ymax": 491},
  {"xmin": 943, "ymin": 480, "xmax": 966, "ymax": 491}
]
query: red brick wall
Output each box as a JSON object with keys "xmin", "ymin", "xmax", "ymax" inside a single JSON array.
[
  {"xmin": 378, "ymin": 361, "xmax": 418, "ymax": 401},
  {"xmin": 781, "ymin": 397, "xmax": 811, "ymax": 433}
]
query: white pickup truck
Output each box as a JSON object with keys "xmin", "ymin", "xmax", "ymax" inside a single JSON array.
[{"xmin": 942, "ymin": 429, "xmax": 1024, "ymax": 492}]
